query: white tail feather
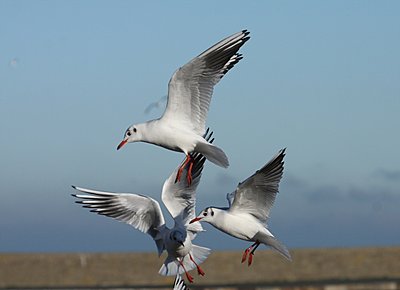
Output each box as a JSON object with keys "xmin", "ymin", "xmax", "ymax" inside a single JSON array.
[
  {"xmin": 158, "ymin": 244, "xmax": 211, "ymax": 276},
  {"xmin": 195, "ymin": 142, "xmax": 229, "ymax": 168},
  {"xmin": 261, "ymin": 235, "xmax": 292, "ymax": 261}
]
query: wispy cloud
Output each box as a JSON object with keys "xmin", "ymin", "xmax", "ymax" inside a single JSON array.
[
  {"xmin": 144, "ymin": 95, "xmax": 167, "ymax": 115},
  {"xmin": 282, "ymin": 173, "xmax": 309, "ymax": 190},
  {"xmin": 374, "ymin": 168, "xmax": 400, "ymax": 182},
  {"xmin": 213, "ymin": 172, "xmax": 237, "ymax": 186},
  {"xmin": 8, "ymin": 57, "xmax": 19, "ymax": 68}
]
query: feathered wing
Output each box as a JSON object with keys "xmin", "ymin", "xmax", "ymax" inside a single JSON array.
[
  {"xmin": 161, "ymin": 30, "xmax": 250, "ymax": 135},
  {"xmin": 162, "ymin": 130, "xmax": 214, "ymax": 234},
  {"xmin": 229, "ymin": 149, "xmax": 286, "ymax": 225},
  {"xmin": 226, "ymin": 191, "xmax": 235, "ymax": 207},
  {"xmin": 173, "ymin": 274, "xmax": 188, "ymax": 290},
  {"xmin": 72, "ymin": 186, "xmax": 166, "ymax": 255}
]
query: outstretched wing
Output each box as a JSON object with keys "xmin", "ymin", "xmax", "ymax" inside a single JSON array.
[
  {"xmin": 173, "ymin": 274, "xmax": 189, "ymax": 290},
  {"xmin": 229, "ymin": 149, "xmax": 286, "ymax": 225},
  {"xmin": 72, "ymin": 186, "xmax": 165, "ymax": 243},
  {"xmin": 161, "ymin": 30, "xmax": 250, "ymax": 135},
  {"xmin": 162, "ymin": 129, "xmax": 214, "ymax": 232},
  {"xmin": 226, "ymin": 191, "xmax": 235, "ymax": 207}
]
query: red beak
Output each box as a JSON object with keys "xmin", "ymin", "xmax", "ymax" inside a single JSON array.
[
  {"xmin": 117, "ymin": 140, "xmax": 127, "ymax": 150},
  {"xmin": 189, "ymin": 217, "xmax": 202, "ymax": 224}
]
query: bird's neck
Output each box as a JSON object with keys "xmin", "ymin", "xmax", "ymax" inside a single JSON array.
[
  {"xmin": 136, "ymin": 121, "xmax": 156, "ymax": 142},
  {"xmin": 140, "ymin": 120, "xmax": 183, "ymax": 152},
  {"xmin": 207, "ymin": 208, "xmax": 229, "ymax": 228}
]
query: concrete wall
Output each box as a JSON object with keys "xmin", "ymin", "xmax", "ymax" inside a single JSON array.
[{"xmin": 0, "ymin": 247, "xmax": 399, "ymax": 289}]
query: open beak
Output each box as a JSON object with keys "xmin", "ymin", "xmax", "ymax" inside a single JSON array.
[
  {"xmin": 117, "ymin": 140, "xmax": 127, "ymax": 150},
  {"xmin": 189, "ymin": 217, "xmax": 202, "ymax": 224},
  {"xmin": 178, "ymin": 241, "xmax": 185, "ymax": 247}
]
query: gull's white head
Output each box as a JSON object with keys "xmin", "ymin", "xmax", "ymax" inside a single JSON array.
[
  {"xmin": 117, "ymin": 124, "xmax": 143, "ymax": 150},
  {"xmin": 170, "ymin": 230, "xmax": 186, "ymax": 247},
  {"xmin": 190, "ymin": 207, "xmax": 217, "ymax": 224}
]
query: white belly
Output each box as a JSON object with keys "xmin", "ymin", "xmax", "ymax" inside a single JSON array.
[
  {"xmin": 212, "ymin": 211, "xmax": 262, "ymax": 242},
  {"xmin": 146, "ymin": 120, "xmax": 200, "ymax": 153}
]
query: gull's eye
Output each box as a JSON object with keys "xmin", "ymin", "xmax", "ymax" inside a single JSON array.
[
  {"xmin": 203, "ymin": 212, "xmax": 208, "ymax": 216},
  {"xmin": 126, "ymin": 131, "xmax": 131, "ymax": 137},
  {"xmin": 133, "ymin": 127, "xmax": 137, "ymax": 133}
]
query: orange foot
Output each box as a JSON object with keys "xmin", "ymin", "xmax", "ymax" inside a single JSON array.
[
  {"xmin": 196, "ymin": 265, "xmax": 205, "ymax": 276},
  {"xmin": 189, "ymin": 253, "xmax": 205, "ymax": 276},
  {"xmin": 248, "ymin": 252, "xmax": 254, "ymax": 266},
  {"xmin": 241, "ymin": 248, "xmax": 250, "ymax": 263},
  {"xmin": 185, "ymin": 271, "xmax": 194, "ymax": 283}
]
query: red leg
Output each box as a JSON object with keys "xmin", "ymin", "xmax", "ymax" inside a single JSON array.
[
  {"xmin": 242, "ymin": 241, "xmax": 260, "ymax": 264},
  {"xmin": 248, "ymin": 241, "xmax": 260, "ymax": 267},
  {"xmin": 248, "ymin": 252, "xmax": 254, "ymax": 266},
  {"xmin": 178, "ymin": 258, "xmax": 194, "ymax": 283},
  {"xmin": 186, "ymin": 159, "xmax": 194, "ymax": 186},
  {"xmin": 175, "ymin": 154, "xmax": 191, "ymax": 183},
  {"xmin": 241, "ymin": 248, "xmax": 250, "ymax": 263},
  {"xmin": 189, "ymin": 253, "xmax": 205, "ymax": 276}
]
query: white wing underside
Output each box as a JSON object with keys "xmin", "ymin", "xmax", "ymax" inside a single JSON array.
[
  {"xmin": 161, "ymin": 30, "xmax": 250, "ymax": 136},
  {"xmin": 229, "ymin": 149, "xmax": 286, "ymax": 225},
  {"xmin": 162, "ymin": 132, "xmax": 214, "ymax": 235},
  {"xmin": 72, "ymin": 186, "xmax": 166, "ymax": 253}
]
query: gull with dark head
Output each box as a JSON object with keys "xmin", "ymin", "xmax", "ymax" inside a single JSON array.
[
  {"xmin": 73, "ymin": 132, "xmax": 215, "ymax": 282},
  {"xmin": 117, "ymin": 30, "xmax": 250, "ymax": 185},
  {"xmin": 190, "ymin": 149, "xmax": 291, "ymax": 266}
]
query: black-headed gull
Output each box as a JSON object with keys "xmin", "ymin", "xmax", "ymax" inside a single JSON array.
[
  {"xmin": 72, "ymin": 132, "xmax": 215, "ymax": 282},
  {"xmin": 117, "ymin": 30, "xmax": 250, "ymax": 185},
  {"xmin": 190, "ymin": 149, "xmax": 291, "ymax": 266}
]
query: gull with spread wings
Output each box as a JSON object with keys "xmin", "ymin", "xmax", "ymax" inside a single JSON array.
[
  {"xmin": 117, "ymin": 30, "xmax": 250, "ymax": 185},
  {"xmin": 73, "ymin": 131, "xmax": 215, "ymax": 282},
  {"xmin": 190, "ymin": 149, "xmax": 291, "ymax": 266}
]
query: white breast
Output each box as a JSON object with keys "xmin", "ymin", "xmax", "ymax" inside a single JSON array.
[
  {"xmin": 144, "ymin": 120, "xmax": 199, "ymax": 154},
  {"xmin": 211, "ymin": 211, "xmax": 262, "ymax": 242}
]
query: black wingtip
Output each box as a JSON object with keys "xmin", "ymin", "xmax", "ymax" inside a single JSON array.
[
  {"xmin": 204, "ymin": 127, "xmax": 210, "ymax": 137},
  {"xmin": 280, "ymin": 148, "xmax": 287, "ymax": 156},
  {"xmin": 241, "ymin": 29, "xmax": 251, "ymax": 40}
]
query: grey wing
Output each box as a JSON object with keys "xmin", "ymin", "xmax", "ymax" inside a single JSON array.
[
  {"xmin": 229, "ymin": 149, "xmax": 286, "ymax": 224},
  {"xmin": 72, "ymin": 186, "xmax": 165, "ymax": 241},
  {"xmin": 162, "ymin": 129, "xmax": 214, "ymax": 232},
  {"xmin": 161, "ymin": 30, "xmax": 250, "ymax": 135},
  {"xmin": 226, "ymin": 191, "xmax": 235, "ymax": 207}
]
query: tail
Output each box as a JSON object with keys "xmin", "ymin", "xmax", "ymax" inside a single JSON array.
[
  {"xmin": 256, "ymin": 233, "xmax": 292, "ymax": 261},
  {"xmin": 159, "ymin": 256, "xmax": 181, "ymax": 276},
  {"xmin": 195, "ymin": 142, "xmax": 229, "ymax": 168},
  {"xmin": 189, "ymin": 244, "xmax": 211, "ymax": 267},
  {"xmin": 158, "ymin": 245, "xmax": 211, "ymax": 276}
]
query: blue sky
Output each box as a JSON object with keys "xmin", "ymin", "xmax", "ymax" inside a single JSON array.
[{"xmin": 1, "ymin": 1, "xmax": 399, "ymax": 252}]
